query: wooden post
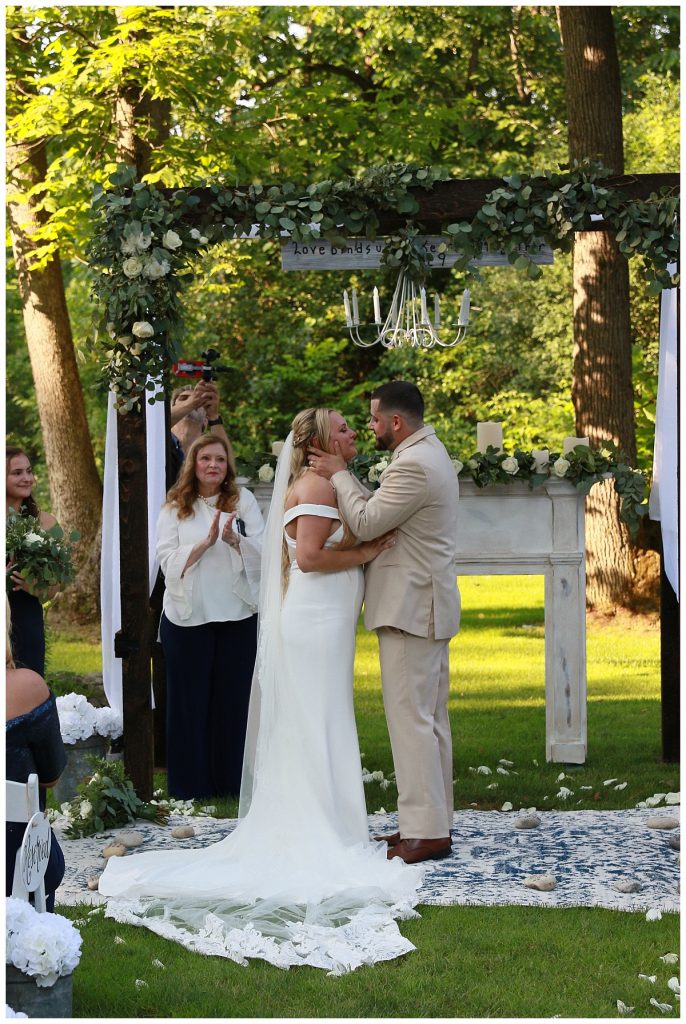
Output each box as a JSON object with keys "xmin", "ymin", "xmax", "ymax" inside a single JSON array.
[{"xmin": 115, "ymin": 405, "xmax": 154, "ymax": 799}]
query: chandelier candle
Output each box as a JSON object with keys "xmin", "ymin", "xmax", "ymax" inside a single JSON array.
[
  {"xmin": 477, "ymin": 421, "xmax": 504, "ymax": 452},
  {"xmin": 373, "ymin": 287, "xmax": 382, "ymax": 325},
  {"xmin": 420, "ymin": 288, "xmax": 429, "ymax": 324},
  {"xmin": 343, "ymin": 290, "xmax": 353, "ymax": 327},
  {"xmin": 434, "ymin": 293, "xmax": 441, "ymax": 328},
  {"xmin": 563, "ymin": 436, "xmax": 590, "ymax": 455},
  {"xmin": 351, "ymin": 288, "xmax": 360, "ymax": 325},
  {"xmin": 458, "ymin": 288, "xmax": 471, "ymax": 327}
]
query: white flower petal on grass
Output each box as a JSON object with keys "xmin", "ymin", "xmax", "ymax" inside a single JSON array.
[
  {"xmin": 638, "ymin": 974, "xmax": 657, "ymax": 983},
  {"xmin": 499, "ymin": 758, "xmax": 514, "ymax": 767},
  {"xmin": 556, "ymin": 787, "xmax": 574, "ymax": 800},
  {"xmin": 486, "ymin": 783, "xmax": 499, "ymax": 790},
  {"xmin": 614, "ymin": 782, "xmax": 628, "ymax": 791},
  {"xmin": 603, "ymin": 778, "xmax": 618, "ymax": 786},
  {"xmin": 376, "ymin": 806, "xmax": 386, "ymax": 814},
  {"xmin": 667, "ymin": 978, "xmax": 680, "ymax": 995},
  {"xmin": 135, "ymin": 979, "xmax": 148, "ymax": 989},
  {"xmin": 660, "ymin": 953, "xmax": 679, "ymax": 964},
  {"xmin": 496, "ymin": 766, "xmax": 510, "ymax": 776},
  {"xmin": 114, "ymin": 935, "xmax": 126, "ymax": 945},
  {"xmin": 532, "ymin": 759, "xmax": 539, "ymax": 767},
  {"xmin": 501, "ymin": 802, "xmax": 513, "ymax": 811},
  {"xmin": 152, "ymin": 959, "xmax": 166, "ymax": 969},
  {"xmin": 646, "ymin": 909, "xmax": 663, "ymax": 922},
  {"xmin": 664, "ymin": 792, "xmax": 680, "ymax": 805},
  {"xmin": 556, "ymin": 772, "xmax": 567, "ymax": 782},
  {"xmin": 616, "ymin": 1000, "xmax": 634, "ymax": 1015},
  {"xmin": 476, "ymin": 765, "xmax": 492, "ymax": 775},
  {"xmin": 649, "ymin": 998, "xmax": 673, "ymax": 1013},
  {"xmin": 579, "ymin": 785, "xmax": 593, "ymax": 791}
]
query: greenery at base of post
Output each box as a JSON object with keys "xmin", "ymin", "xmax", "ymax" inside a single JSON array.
[{"xmin": 60, "ymin": 756, "xmax": 169, "ymax": 838}]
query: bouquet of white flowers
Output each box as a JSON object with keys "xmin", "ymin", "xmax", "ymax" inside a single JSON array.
[
  {"xmin": 6, "ymin": 898, "xmax": 82, "ymax": 987},
  {"xmin": 56, "ymin": 693, "xmax": 123, "ymax": 745},
  {"xmin": 6, "ymin": 510, "xmax": 80, "ymax": 595}
]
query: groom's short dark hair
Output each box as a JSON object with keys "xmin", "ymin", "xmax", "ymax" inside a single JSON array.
[{"xmin": 371, "ymin": 381, "xmax": 424, "ymax": 424}]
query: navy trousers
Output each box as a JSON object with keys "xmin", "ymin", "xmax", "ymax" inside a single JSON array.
[
  {"xmin": 8, "ymin": 589, "xmax": 45, "ymax": 676},
  {"xmin": 160, "ymin": 613, "xmax": 258, "ymax": 799}
]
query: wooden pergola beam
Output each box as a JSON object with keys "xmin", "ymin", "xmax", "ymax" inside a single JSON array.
[{"xmin": 164, "ymin": 172, "xmax": 678, "ymax": 233}]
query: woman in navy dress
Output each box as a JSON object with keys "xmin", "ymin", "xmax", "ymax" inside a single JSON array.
[
  {"xmin": 6, "ymin": 611, "xmax": 66, "ymax": 912},
  {"xmin": 6, "ymin": 447, "xmax": 61, "ymax": 676}
]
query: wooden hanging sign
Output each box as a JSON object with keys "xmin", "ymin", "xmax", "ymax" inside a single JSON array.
[{"xmin": 280, "ymin": 236, "xmax": 554, "ymax": 271}]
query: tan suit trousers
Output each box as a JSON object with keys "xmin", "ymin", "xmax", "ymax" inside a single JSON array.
[{"xmin": 377, "ymin": 622, "xmax": 454, "ymax": 839}]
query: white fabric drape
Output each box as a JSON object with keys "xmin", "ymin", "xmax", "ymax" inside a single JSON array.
[
  {"xmin": 101, "ymin": 392, "xmax": 167, "ymax": 716},
  {"xmin": 649, "ymin": 281, "xmax": 679, "ymax": 600}
]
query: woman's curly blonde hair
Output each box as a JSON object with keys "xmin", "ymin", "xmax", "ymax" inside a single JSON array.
[
  {"xmin": 166, "ymin": 434, "xmax": 239, "ymax": 518},
  {"xmin": 282, "ymin": 408, "xmax": 356, "ymax": 588}
]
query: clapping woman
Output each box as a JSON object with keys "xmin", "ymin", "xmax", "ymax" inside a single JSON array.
[
  {"xmin": 157, "ymin": 434, "xmax": 264, "ymax": 799},
  {"xmin": 6, "ymin": 447, "xmax": 60, "ymax": 676}
]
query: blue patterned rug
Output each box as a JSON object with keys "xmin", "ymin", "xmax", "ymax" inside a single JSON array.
[{"xmin": 54, "ymin": 807, "xmax": 679, "ymax": 914}]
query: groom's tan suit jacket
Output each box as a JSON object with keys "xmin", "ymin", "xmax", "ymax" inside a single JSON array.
[{"xmin": 332, "ymin": 426, "xmax": 460, "ymax": 639}]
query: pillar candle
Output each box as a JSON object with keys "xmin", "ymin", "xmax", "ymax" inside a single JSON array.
[
  {"xmin": 531, "ymin": 448, "xmax": 549, "ymax": 472},
  {"xmin": 420, "ymin": 287, "xmax": 428, "ymax": 323},
  {"xmin": 351, "ymin": 288, "xmax": 360, "ymax": 325},
  {"xmin": 563, "ymin": 436, "xmax": 590, "ymax": 455},
  {"xmin": 477, "ymin": 421, "xmax": 503, "ymax": 452},
  {"xmin": 271, "ymin": 441, "xmax": 285, "ymax": 457},
  {"xmin": 434, "ymin": 293, "xmax": 441, "ymax": 328}
]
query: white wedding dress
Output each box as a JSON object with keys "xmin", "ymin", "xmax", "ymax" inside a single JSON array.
[{"xmin": 99, "ymin": 486, "xmax": 424, "ymax": 974}]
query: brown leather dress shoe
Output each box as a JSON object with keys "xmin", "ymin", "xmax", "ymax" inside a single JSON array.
[
  {"xmin": 373, "ymin": 831, "xmax": 401, "ymax": 846},
  {"xmin": 387, "ymin": 838, "xmax": 452, "ymax": 864}
]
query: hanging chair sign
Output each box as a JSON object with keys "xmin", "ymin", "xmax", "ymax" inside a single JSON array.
[{"xmin": 280, "ymin": 237, "xmax": 554, "ymax": 271}]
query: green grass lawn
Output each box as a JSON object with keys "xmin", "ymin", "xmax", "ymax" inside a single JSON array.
[{"xmin": 50, "ymin": 576, "xmax": 679, "ymax": 1018}]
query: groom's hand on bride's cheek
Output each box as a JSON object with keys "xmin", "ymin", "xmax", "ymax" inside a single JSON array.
[{"xmin": 308, "ymin": 443, "xmax": 346, "ymax": 478}]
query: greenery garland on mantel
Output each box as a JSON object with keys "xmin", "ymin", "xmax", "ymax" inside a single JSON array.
[
  {"xmin": 248, "ymin": 440, "xmax": 648, "ymax": 539},
  {"xmin": 88, "ymin": 160, "xmax": 679, "ymax": 412}
]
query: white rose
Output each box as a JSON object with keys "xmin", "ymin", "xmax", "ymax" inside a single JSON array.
[
  {"xmin": 552, "ymin": 457, "xmax": 570, "ymax": 478},
  {"xmin": 122, "ymin": 256, "xmax": 144, "ymax": 278},
  {"xmin": 257, "ymin": 464, "xmax": 275, "ymax": 483},
  {"xmin": 79, "ymin": 800, "xmax": 92, "ymax": 819},
  {"xmin": 120, "ymin": 237, "xmax": 137, "ymax": 255},
  {"xmin": 467, "ymin": 459, "xmax": 479, "ymax": 470},
  {"xmin": 132, "ymin": 321, "xmax": 155, "ymax": 338},
  {"xmin": 451, "ymin": 458, "xmax": 464, "ymax": 475},
  {"xmin": 190, "ymin": 228, "xmax": 209, "ymax": 244},
  {"xmin": 144, "ymin": 257, "xmax": 170, "ymax": 279},
  {"xmin": 24, "ymin": 532, "xmax": 44, "ymax": 546},
  {"xmin": 162, "ymin": 229, "xmax": 182, "ymax": 250},
  {"xmin": 367, "ymin": 465, "xmax": 379, "ymax": 483},
  {"xmin": 501, "ymin": 456, "xmax": 519, "ymax": 476}
]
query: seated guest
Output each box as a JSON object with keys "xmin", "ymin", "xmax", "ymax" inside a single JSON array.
[{"xmin": 6, "ymin": 607, "xmax": 67, "ymax": 912}]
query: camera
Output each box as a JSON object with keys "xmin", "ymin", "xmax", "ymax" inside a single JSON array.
[{"xmin": 172, "ymin": 348, "xmax": 231, "ymax": 382}]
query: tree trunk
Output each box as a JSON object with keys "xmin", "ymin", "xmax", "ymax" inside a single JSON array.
[
  {"xmin": 558, "ymin": 5, "xmax": 659, "ymax": 612},
  {"xmin": 7, "ymin": 138, "xmax": 103, "ymax": 620}
]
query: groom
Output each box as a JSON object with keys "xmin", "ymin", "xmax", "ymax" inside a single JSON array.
[{"xmin": 310, "ymin": 380, "xmax": 460, "ymax": 864}]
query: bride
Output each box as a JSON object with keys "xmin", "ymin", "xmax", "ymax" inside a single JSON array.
[{"xmin": 99, "ymin": 407, "xmax": 425, "ymax": 973}]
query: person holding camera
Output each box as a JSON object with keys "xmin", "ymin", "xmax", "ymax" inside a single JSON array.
[
  {"xmin": 170, "ymin": 380, "xmax": 236, "ymax": 479},
  {"xmin": 156, "ymin": 434, "xmax": 264, "ymax": 799}
]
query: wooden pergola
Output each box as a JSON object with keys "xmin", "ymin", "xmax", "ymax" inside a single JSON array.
[{"xmin": 114, "ymin": 171, "xmax": 678, "ymax": 798}]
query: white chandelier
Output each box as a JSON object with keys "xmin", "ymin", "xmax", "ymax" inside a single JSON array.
[{"xmin": 343, "ymin": 270, "xmax": 471, "ymax": 349}]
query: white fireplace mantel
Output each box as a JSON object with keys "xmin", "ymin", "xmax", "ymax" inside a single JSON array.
[{"xmin": 251, "ymin": 476, "xmax": 587, "ymax": 764}]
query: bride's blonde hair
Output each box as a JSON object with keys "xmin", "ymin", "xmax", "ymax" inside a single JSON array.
[{"xmin": 282, "ymin": 407, "xmax": 356, "ymax": 588}]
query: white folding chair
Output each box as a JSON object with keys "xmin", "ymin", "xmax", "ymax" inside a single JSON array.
[{"xmin": 7, "ymin": 773, "xmax": 50, "ymax": 913}]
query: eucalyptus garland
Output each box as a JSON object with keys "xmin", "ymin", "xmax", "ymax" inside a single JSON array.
[{"xmin": 88, "ymin": 160, "xmax": 678, "ymax": 410}]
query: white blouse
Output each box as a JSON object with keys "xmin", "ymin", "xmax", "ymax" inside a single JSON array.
[{"xmin": 157, "ymin": 487, "xmax": 264, "ymax": 627}]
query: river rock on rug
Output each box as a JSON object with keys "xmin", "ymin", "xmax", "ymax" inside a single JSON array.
[{"xmin": 53, "ymin": 807, "xmax": 679, "ymax": 913}]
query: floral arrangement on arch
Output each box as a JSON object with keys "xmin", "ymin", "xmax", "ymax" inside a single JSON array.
[
  {"xmin": 6, "ymin": 511, "xmax": 80, "ymax": 597},
  {"xmin": 6, "ymin": 897, "xmax": 82, "ymax": 987},
  {"xmin": 358, "ymin": 441, "xmax": 648, "ymax": 538},
  {"xmin": 55, "ymin": 693, "xmax": 122, "ymax": 746}
]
